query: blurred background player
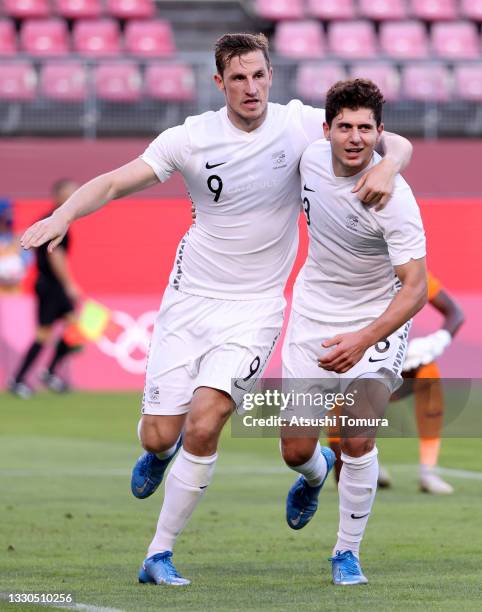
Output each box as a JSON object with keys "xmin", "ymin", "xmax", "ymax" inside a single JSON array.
[
  {"xmin": 329, "ymin": 271, "xmax": 465, "ymax": 494},
  {"xmin": 0, "ymin": 198, "xmax": 30, "ymax": 294},
  {"xmin": 9, "ymin": 179, "xmax": 80, "ymax": 398}
]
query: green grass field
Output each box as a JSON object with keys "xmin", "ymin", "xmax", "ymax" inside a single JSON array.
[{"xmin": 1, "ymin": 392, "xmax": 481, "ymax": 612}]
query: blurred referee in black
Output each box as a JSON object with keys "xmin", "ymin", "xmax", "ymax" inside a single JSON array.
[{"xmin": 9, "ymin": 179, "xmax": 80, "ymax": 398}]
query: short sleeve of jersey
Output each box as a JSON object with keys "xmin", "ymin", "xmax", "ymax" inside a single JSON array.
[
  {"xmin": 375, "ymin": 178, "xmax": 426, "ymax": 266},
  {"xmin": 299, "ymin": 103, "xmax": 326, "ymax": 143},
  {"xmin": 140, "ymin": 123, "xmax": 191, "ymax": 183},
  {"xmin": 427, "ymin": 272, "xmax": 442, "ymax": 301}
]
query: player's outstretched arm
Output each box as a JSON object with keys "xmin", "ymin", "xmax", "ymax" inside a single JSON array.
[
  {"xmin": 353, "ymin": 131, "xmax": 413, "ymax": 210},
  {"xmin": 21, "ymin": 159, "xmax": 158, "ymax": 252},
  {"xmin": 319, "ymin": 257, "xmax": 427, "ymax": 374}
]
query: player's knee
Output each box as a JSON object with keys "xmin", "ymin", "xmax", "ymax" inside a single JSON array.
[
  {"xmin": 341, "ymin": 437, "xmax": 375, "ymax": 458},
  {"xmin": 138, "ymin": 420, "xmax": 179, "ymax": 454},
  {"xmin": 36, "ymin": 326, "xmax": 52, "ymax": 343},
  {"xmin": 281, "ymin": 438, "xmax": 315, "ymax": 467},
  {"xmin": 183, "ymin": 417, "xmax": 219, "ymax": 451}
]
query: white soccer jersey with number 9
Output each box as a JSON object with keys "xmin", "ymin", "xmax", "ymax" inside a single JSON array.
[{"xmin": 141, "ymin": 100, "xmax": 325, "ymax": 300}]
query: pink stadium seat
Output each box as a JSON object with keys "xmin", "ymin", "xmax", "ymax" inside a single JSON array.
[
  {"xmin": 431, "ymin": 22, "xmax": 479, "ymax": 59},
  {"xmin": 145, "ymin": 63, "xmax": 195, "ymax": 101},
  {"xmin": 4, "ymin": 0, "xmax": 49, "ymax": 18},
  {"xmin": 0, "ymin": 20, "xmax": 17, "ymax": 56},
  {"xmin": 0, "ymin": 61, "xmax": 37, "ymax": 100},
  {"xmin": 106, "ymin": 0, "xmax": 155, "ymax": 19},
  {"xmin": 73, "ymin": 19, "xmax": 121, "ymax": 56},
  {"xmin": 380, "ymin": 21, "xmax": 429, "ymax": 58},
  {"xmin": 295, "ymin": 62, "xmax": 347, "ymax": 101},
  {"xmin": 40, "ymin": 61, "xmax": 87, "ymax": 101},
  {"xmin": 454, "ymin": 63, "xmax": 482, "ymax": 100},
  {"xmin": 21, "ymin": 19, "xmax": 69, "ymax": 56},
  {"xmin": 359, "ymin": 0, "xmax": 407, "ymax": 21},
  {"xmin": 254, "ymin": 0, "xmax": 304, "ymax": 21},
  {"xmin": 461, "ymin": 0, "xmax": 482, "ymax": 20},
  {"xmin": 350, "ymin": 62, "xmax": 401, "ymax": 101},
  {"xmin": 55, "ymin": 0, "xmax": 103, "ymax": 19},
  {"xmin": 274, "ymin": 20, "xmax": 324, "ymax": 59},
  {"xmin": 402, "ymin": 63, "xmax": 452, "ymax": 101},
  {"xmin": 125, "ymin": 19, "xmax": 175, "ymax": 57},
  {"xmin": 328, "ymin": 21, "xmax": 377, "ymax": 59},
  {"xmin": 409, "ymin": 0, "xmax": 457, "ymax": 20},
  {"xmin": 306, "ymin": 0, "xmax": 356, "ymax": 20},
  {"xmin": 95, "ymin": 61, "xmax": 142, "ymax": 101}
]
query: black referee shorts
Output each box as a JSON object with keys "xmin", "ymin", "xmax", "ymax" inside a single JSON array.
[{"xmin": 35, "ymin": 279, "xmax": 74, "ymax": 327}]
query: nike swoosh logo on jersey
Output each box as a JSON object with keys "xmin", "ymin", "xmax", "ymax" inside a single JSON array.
[
  {"xmin": 303, "ymin": 184, "xmax": 315, "ymax": 192},
  {"xmin": 205, "ymin": 161, "xmax": 226, "ymax": 169},
  {"xmin": 368, "ymin": 357, "xmax": 388, "ymax": 363},
  {"xmin": 351, "ymin": 512, "xmax": 369, "ymax": 519}
]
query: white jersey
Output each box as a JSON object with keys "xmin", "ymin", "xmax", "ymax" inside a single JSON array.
[
  {"xmin": 293, "ymin": 140, "xmax": 426, "ymax": 322},
  {"xmin": 141, "ymin": 100, "xmax": 325, "ymax": 300}
]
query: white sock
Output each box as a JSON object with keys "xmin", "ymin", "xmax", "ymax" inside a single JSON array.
[
  {"xmin": 286, "ymin": 442, "xmax": 328, "ymax": 487},
  {"xmin": 334, "ymin": 446, "xmax": 378, "ymax": 558},
  {"xmin": 156, "ymin": 435, "xmax": 181, "ymax": 460},
  {"xmin": 147, "ymin": 448, "xmax": 217, "ymax": 556}
]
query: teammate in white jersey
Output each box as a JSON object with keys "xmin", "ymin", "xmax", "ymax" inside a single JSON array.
[
  {"xmin": 20, "ymin": 34, "xmax": 413, "ymax": 586},
  {"xmin": 280, "ymin": 79, "xmax": 427, "ymax": 586}
]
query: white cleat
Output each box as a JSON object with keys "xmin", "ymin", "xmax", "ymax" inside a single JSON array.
[
  {"xmin": 377, "ymin": 464, "xmax": 392, "ymax": 489},
  {"xmin": 420, "ymin": 469, "xmax": 454, "ymax": 495}
]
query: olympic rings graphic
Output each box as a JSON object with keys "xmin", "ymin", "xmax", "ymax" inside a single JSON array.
[{"xmin": 96, "ymin": 310, "xmax": 157, "ymax": 374}]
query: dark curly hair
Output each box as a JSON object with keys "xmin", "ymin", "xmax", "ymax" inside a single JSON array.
[
  {"xmin": 215, "ymin": 33, "xmax": 270, "ymax": 76},
  {"xmin": 325, "ymin": 79, "xmax": 385, "ymax": 127}
]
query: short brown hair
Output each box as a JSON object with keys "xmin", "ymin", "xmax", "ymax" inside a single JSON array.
[
  {"xmin": 215, "ymin": 32, "xmax": 270, "ymax": 75},
  {"xmin": 325, "ymin": 79, "xmax": 385, "ymax": 127}
]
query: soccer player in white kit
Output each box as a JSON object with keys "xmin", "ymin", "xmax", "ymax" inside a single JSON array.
[
  {"xmin": 20, "ymin": 35, "xmax": 413, "ymax": 585},
  {"xmin": 280, "ymin": 80, "xmax": 427, "ymax": 585}
]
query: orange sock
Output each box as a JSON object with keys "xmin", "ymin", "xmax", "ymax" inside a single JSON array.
[{"xmin": 419, "ymin": 437, "xmax": 441, "ymax": 468}]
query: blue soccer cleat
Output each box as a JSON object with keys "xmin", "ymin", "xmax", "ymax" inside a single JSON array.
[
  {"xmin": 138, "ymin": 551, "xmax": 191, "ymax": 586},
  {"xmin": 286, "ymin": 446, "xmax": 335, "ymax": 530},
  {"xmin": 131, "ymin": 437, "xmax": 182, "ymax": 499},
  {"xmin": 330, "ymin": 550, "xmax": 368, "ymax": 585}
]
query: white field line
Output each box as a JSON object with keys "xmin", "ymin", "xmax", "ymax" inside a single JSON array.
[
  {"xmin": 0, "ymin": 594, "xmax": 124, "ymax": 612},
  {"xmin": 1, "ymin": 464, "xmax": 482, "ymax": 480}
]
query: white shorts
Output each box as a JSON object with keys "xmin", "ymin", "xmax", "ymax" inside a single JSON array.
[
  {"xmin": 282, "ymin": 310, "xmax": 411, "ymax": 401},
  {"xmin": 142, "ymin": 286, "xmax": 285, "ymax": 415}
]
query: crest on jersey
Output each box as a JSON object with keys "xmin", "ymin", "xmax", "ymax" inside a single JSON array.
[
  {"xmin": 272, "ymin": 150, "xmax": 287, "ymax": 169},
  {"xmin": 345, "ymin": 214, "xmax": 359, "ymax": 230}
]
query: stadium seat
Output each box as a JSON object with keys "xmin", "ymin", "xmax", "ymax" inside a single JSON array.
[
  {"xmin": 359, "ymin": 0, "xmax": 407, "ymax": 21},
  {"xmin": 106, "ymin": 0, "xmax": 155, "ymax": 19},
  {"xmin": 145, "ymin": 63, "xmax": 195, "ymax": 101},
  {"xmin": 254, "ymin": 0, "xmax": 304, "ymax": 21},
  {"xmin": 380, "ymin": 21, "xmax": 429, "ymax": 58},
  {"xmin": 350, "ymin": 62, "xmax": 401, "ymax": 101},
  {"xmin": 409, "ymin": 0, "xmax": 457, "ymax": 20},
  {"xmin": 0, "ymin": 20, "xmax": 17, "ymax": 56},
  {"xmin": 55, "ymin": 0, "xmax": 103, "ymax": 19},
  {"xmin": 402, "ymin": 63, "xmax": 452, "ymax": 101},
  {"xmin": 454, "ymin": 63, "xmax": 482, "ymax": 100},
  {"xmin": 431, "ymin": 22, "xmax": 479, "ymax": 59},
  {"xmin": 3, "ymin": 0, "xmax": 49, "ymax": 18},
  {"xmin": 295, "ymin": 62, "xmax": 347, "ymax": 101},
  {"xmin": 95, "ymin": 61, "xmax": 142, "ymax": 101},
  {"xmin": 328, "ymin": 21, "xmax": 377, "ymax": 58},
  {"xmin": 40, "ymin": 61, "xmax": 87, "ymax": 101},
  {"xmin": 0, "ymin": 61, "xmax": 37, "ymax": 100},
  {"xmin": 274, "ymin": 20, "xmax": 324, "ymax": 59},
  {"xmin": 20, "ymin": 19, "xmax": 69, "ymax": 56},
  {"xmin": 125, "ymin": 19, "xmax": 175, "ymax": 57},
  {"xmin": 461, "ymin": 0, "xmax": 482, "ymax": 20},
  {"xmin": 73, "ymin": 19, "xmax": 121, "ymax": 56},
  {"xmin": 306, "ymin": 0, "xmax": 356, "ymax": 20}
]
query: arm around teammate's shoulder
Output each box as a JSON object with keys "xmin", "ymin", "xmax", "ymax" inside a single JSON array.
[{"xmin": 21, "ymin": 158, "xmax": 159, "ymax": 253}]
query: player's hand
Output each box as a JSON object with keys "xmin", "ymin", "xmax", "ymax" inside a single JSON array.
[
  {"xmin": 352, "ymin": 157, "xmax": 397, "ymax": 211},
  {"xmin": 318, "ymin": 331, "xmax": 371, "ymax": 374},
  {"xmin": 20, "ymin": 212, "xmax": 70, "ymax": 253},
  {"xmin": 402, "ymin": 330, "xmax": 451, "ymax": 371}
]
